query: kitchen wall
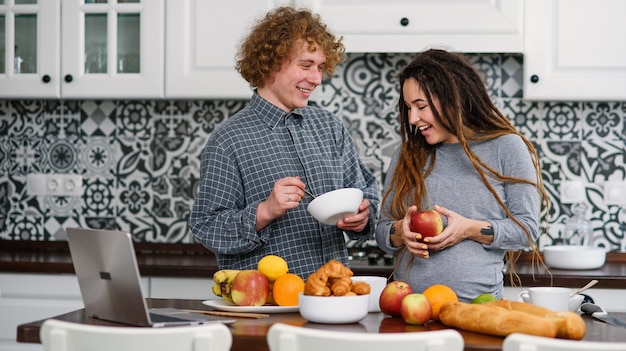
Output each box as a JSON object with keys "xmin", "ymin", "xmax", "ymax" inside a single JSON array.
[{"xmin": 1, "ymin": 52, "xmax": 625, "ymax": 251}]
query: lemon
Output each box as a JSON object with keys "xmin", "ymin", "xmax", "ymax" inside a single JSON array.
[
  {"xmin": 257, "ymin": 255, "xmax": 289, "ymax": 281},
  {"xmin": 471, "ymin": 293, "xmax": 497, "ymax": 304}
]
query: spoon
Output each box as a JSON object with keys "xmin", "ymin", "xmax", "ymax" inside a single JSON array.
[
  {"xmin": 570, "ymin": 279, "xmax": 598, "ymax": 297},
  {"xmin": 303, "ymin": 188, "xmax": 317, "ymax": 199}
]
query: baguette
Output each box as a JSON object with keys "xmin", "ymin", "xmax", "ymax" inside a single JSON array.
[
  {"xmin": 439, "ymin": 301, "xmax": 558, "ymax": 338},
  {"xmin": 485, "ymin": 299, "xmax": 552, "ymax": 317},
  {"xmin": 483, "ymin": 300, "xmax": 586, "ymax": 340}
]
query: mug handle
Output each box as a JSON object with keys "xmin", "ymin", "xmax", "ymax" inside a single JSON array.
[{"xmin": 518, "ymin": 290, "xmax": 530, "ymax": 303}]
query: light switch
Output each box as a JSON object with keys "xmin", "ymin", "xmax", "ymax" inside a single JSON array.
[
  {"xmin": 560, "ymin": 180, "xmax": 586, "ymax": 204},
  {"xmin": 604, "ymin": 181, "xmax": 626, "ymax": 205},
  {"xmin": 27, "ymin": 174, "xmax": 48, "ymax": 195}
]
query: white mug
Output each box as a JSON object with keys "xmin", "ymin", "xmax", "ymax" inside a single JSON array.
[
  {"xmin": 351, "ymin": 276, "xmax": 388, "ymax": 312},
  {"xmin": 518, "ymin": 287, "xmax": 572, "ymax": 311}
]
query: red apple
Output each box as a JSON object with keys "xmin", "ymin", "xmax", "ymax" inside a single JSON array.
[
  {"xmin": 410, "ymin": 209, "xmax": 444, "ymax": 237},
  {"xmin": 230, "ymin": 270, "xmax": 270, "ymax": 306},
  {"xmin": 379, "ymin": 281, "xmax": 413, "ymax": 317},
  {"xmin": 400, "ymin": 293, "xmax": 432, "ymax": 325}
]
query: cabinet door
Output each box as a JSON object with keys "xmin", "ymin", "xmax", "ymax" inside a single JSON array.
[
  {"xmin": 524, "ymin": 0, "xmax": 626, "ymax": 101},
  {"xmin": 165, "ymin": 0, "xmax": 291, "ymax": 99},
  {"xmin": 0, "ymin": 273, "xmax": 83, "ymax": 345},
  {"xmin": 295, "ymin": 0, "xmax": 523, "ymax": 53},
  {"xmin": 0, "ymin": 0, "xmax": 60, "ymax": 98},
  {"xmin": 61, "ymin": 0, "xmax": 164, "ymax": 98},
  {"xmin": 150, "ymin": 277, "xmax": 216, "ymax": 300}
]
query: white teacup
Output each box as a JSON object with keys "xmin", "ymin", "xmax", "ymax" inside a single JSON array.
[
  {"xmin": 518, "ymin": 287, "xmax": 581, "ymax": 312},
  {"xmin": 569, "ymin": 293, "xmax": 585, "ymax": 312},
  {"xmin": 351, "ymin": 276, "xmax": 388, "ymax": 312}
]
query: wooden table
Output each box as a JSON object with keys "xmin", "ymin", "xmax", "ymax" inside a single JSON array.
[{"xmin": 17, "ymin": 299, "xmax": 626, "ymax": 351}]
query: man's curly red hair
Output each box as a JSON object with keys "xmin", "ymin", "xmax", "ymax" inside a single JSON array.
[{"xmin": 236, "ymin": 6, "xmax": 345, "ymax": 89}]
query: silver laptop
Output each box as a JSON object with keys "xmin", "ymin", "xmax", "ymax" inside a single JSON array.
[{"xmin": 66, "ymin": 227, "xmax": 235, "ymax": 327}]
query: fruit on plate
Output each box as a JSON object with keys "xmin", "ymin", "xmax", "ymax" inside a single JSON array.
[
  {"xmin": 409, "ymin": 209, "xmax": 444, "ymax": 237},
  {"xmin": 400, "ymin": 293, "xmax": 432, "ymax": 325},
  {"xmin": 258, "ymin": 255, "xmax": 289, "ymax": 281},
  {"xmin": 422, "ymin": 284, "xmax": 458, "ymax": 320},
  {"xmin": 211, "ymin": 269, "xmax": 240, "ymax": 303},
  {"xmin": 379, "ymin": 280, "xmax": 413, "ymax": 317},
  {"xmin": 231, "ymin": 270, "xmax": 270, "ymax": 306},
  {"xmin": 272, "ymin": 273, "xmax": 305, "ymax": 306}
]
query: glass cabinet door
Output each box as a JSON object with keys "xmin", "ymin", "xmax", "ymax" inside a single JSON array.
[
  {"xmin": 0, "ymin": 0, "xmax": 61, "ymax": 98},
  {"xmin": 62, "ymin": 0, "xmax": 164, "ymax": 98},
  {"xmin": 0, "ymin": 0, "xmax": 162, "ymax": 98},
  {"xmin": 83, "ymin": 1, "xmax": 140, "ymax": 75},
  {"xmin": 0, "ymin": 0, "xmax": 38, "ymax": 75}
]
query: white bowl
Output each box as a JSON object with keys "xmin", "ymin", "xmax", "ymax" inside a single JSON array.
[
  {"xmin": 307, "ymin": 188, "xmax": 363, "ymax": 225},
  {"xmin": 298, "ymin": 292, "xmax": 369, "ymax": 324},
  {"xmin": 351, "ymin": 276, "xmax": 388, "ymax": 312},
  {"xmin": 543, "ymin": 245, "xmax": 606, "ymax": 270}
]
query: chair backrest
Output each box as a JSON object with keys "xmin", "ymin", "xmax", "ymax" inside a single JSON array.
[
  {"xmin": 40, "ymin": 319, "xmax": 232, "ymax": 351},
  {"xmin": 267, "ymin": 323, "xmax": 464, "ymax": 351},
  {"xmin": 503, "ymin": 333, "xmax": 626, "ymax": 351}
]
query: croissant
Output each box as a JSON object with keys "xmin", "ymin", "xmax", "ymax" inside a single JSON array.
[
  {"xmin": 351, "ymin": 281, "xmax": 371, "ymax": 295},
  {"xmin": 320, "ymin": 259, "xmax": 354, "ymax": 279},
  {"xmin": 329, "ymin": 277, "xmax": 352, "ymax": 296},
  {"xmin": 304, "ymin": 259, "xmax": 355, "ymax": 296},
  {"xmin": 304, "ymin": 271, "xmax": 331, "ymax": 296}
]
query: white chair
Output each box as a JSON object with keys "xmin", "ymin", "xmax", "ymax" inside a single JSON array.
[
  {"xmin": 40, "ymin": 319, "xmax": 232, "ymax": 351},
  {"xmin": 503, "ymin": 333, "xmax": 626, "ymax": 351},
  {"xmin": 267, "ymin": 322, "xmax": 464, "ymax": 351}
]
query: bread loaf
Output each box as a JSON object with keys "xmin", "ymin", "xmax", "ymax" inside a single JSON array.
[
  {"xmin": 545, "ymin": 311, "xmax": 586, "ymax": 340},
  {"xmin": 439, "ymin": 301, "xmax": 558, "ymax": 338},
  {"xmin": 483, "ymin": 300, "xmax": 586, "ymax": 340}
]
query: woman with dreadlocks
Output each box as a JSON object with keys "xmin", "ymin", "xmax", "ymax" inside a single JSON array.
[{"xmin": 375, "ymin": 49, "xmax": 549, "ymax": 302}]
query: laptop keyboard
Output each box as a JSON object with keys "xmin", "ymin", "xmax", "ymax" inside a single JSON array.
[{"xmin": 149, "ymin": 312, "xmax": 187, "ymax": 323}]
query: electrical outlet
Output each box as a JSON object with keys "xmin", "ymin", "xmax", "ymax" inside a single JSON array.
[
  {"xmin": 27, "ymin": 173, "xmax": 83, "ymax": 196},
  {"xmin": 560, "ymin": 180, "xmax": 586, "ymax": 204},
  {"xmin": 604, "ymin": 181, "xmax": 626, "ymax": 205}
]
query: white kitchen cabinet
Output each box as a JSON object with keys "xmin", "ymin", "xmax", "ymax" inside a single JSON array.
[
  {"xmin": 294, "ymin": 0, "xmax": 524, "ymax": 53},
  {"xmin": 0, "ymin": 272, "xmax": 151, "ymax": 350},
  {"xmin": 150, "ymin": 277, "xmax": 217, "ymax": 300},
  {"xmin": 165, "ymin": 0, "xmax": 292, "ymax": 99},
  {"xmin": 0, "ymin": 273, "xmax": 83, "ymax": 351},
  {"xmin": 0, "ymin": 0, "xmax": 60, "ymax": 98},
  {"xmin": 0, "ymin": 0, "xmax": 164, "ymax": 99},
  {"xmin": 524, "ymin": 0, "xmax": 626, "ymax": 101}
]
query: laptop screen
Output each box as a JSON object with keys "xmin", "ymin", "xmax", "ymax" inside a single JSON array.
[{"xmin": 66, "ymin": 227, "xmax": 153, "ymax": 326}]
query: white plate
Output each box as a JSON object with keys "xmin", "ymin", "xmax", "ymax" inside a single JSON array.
[{"xmin": 202, "ymin": 299, "xmax": 298, "ymax": 313}]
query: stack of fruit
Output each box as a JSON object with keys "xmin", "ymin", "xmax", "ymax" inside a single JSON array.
[
  {"xmin": 379, "ymin": 280, "xmax": 495, "ymax": 325},
  {"xmin": 211, "ymin": 255, "xmax": 305, "ymax": 307}
]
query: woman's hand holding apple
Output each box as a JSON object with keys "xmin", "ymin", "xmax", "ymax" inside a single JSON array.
[
  {"xmin": 421, "ymin": 204, "xmax": 494, "ymax": 251},
  {"xmin": 392, "ymin": 204, "xmax": 493, "ymax": 257},
  {"xmin": 393, "ymin": 206, "xmax": 431, "ymax": 258}
]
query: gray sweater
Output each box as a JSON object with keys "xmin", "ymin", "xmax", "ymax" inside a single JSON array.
[{"xmin": 375, "ymin": 134, "xmax": 540, "ymax": 302}]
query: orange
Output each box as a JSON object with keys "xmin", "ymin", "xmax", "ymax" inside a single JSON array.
[
  {"xmin": 422, "ymin": 284, "xmax": 458, "ymax": 320},
  {"xmin": 272, "ymin": 273, "xmax": 305, "ymax": 306}
]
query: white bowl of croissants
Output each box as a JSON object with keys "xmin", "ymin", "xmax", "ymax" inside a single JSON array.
[{"xmin": 299, "ymin": 260, "xmax": 371, "ymax": 324}]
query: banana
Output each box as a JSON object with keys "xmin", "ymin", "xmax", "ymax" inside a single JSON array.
[
  {"xmin": 211, "ymin": 283, "xmax": 222, "ymax": 297},
  {"xmin": 213, "ymin": 269, "xmax": 240, "ymax": 283},
  {"xmin": 267, "ymin": 281, "xmax": 276, "ymax": 305},
  {"xmin": 212, "ymin": 269, "xmax": 240, "ymax": 303}
]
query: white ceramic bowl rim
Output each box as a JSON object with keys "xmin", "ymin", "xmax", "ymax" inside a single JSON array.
[
  {"xmin": 543, "ymin": 245, "xmax": 605, "ymax": 252},
  {"xmin": 307, "ymin": 188, "xmax": 363, "ymax": 226}
]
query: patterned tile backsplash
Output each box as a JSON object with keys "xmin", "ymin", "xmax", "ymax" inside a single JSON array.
[{"xmin": 1, "ymin": 53, "xmax": 625, "ymax": 252}]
